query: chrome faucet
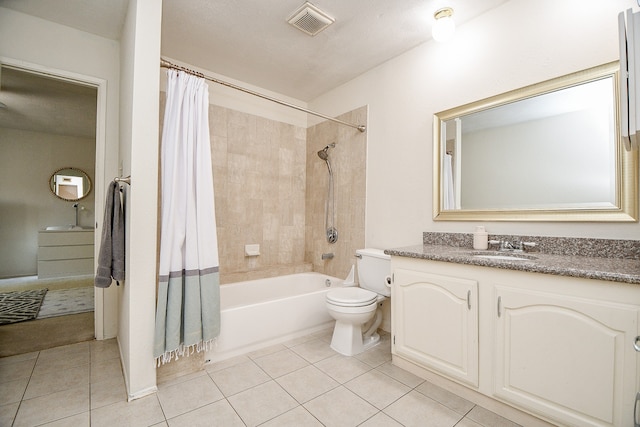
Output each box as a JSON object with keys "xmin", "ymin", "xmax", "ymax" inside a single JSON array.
[
  {"xmin": 500, "ymin": 240, "xmax": 516, "ymax": 251},
  {"xmin": 73, "ymin": 203, "xmax": 79, "ymax": 227},
  {"xmin": 489, "ymin": 239, "xmax": 536, "ymax": 252},
  {"xmin": 321, "ymin": 252, "xmax": 334, "ymax": 260}
]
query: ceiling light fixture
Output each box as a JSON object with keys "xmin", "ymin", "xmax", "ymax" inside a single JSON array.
[{"xmin": 432, "ymin": 7, "xmax": 455, "ymax": 42}]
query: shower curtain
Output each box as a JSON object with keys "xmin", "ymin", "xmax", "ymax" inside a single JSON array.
[
  {"xmin": 154, "ymin": 69, "xmax": 220, "ymax": 365},
  {"xmin": 443, "ymin": 153, "xmax": 455, "ymax": 210}
]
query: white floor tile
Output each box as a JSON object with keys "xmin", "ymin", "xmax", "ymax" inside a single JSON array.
[
  {"xmin": 0, "ymin": 351, "xmax": 38, "ymax": 367},
  {"xmin": 40, "ymin": 411, "xmax": 90, "ymax": 426},
  {"xmin": 276, "ymin": 365, "xmax": 339, "ymax": 403},
  {"xmin": 383, "ymin": 390, "xmax": 464, "ymax": 427},
  {"xmin": 1, "ymin": 329, "xmax": 529, "ymax": 427},
  {"xmin": 260, "ymin": 406, "xmax": 324, "ymax": 426},
  {"xmin": 253, "ymin": 348, "xmax": 309, "ymax": 378},
  {"xmin": 228, "ymin": 380, "xmax": 298, "ymax": 427},
  {"xmin": 359, "ymin": 412, "xmax": 405, "ymax": 427},
  {"xmin": 90, "ymin": 373, "xmax": 127, "ymax": 409},
  {"xmin": 290, "ymin": 338, "xmax": 338, "ymax": 363},
  {"xmin": 314, "ymin": 353, "xmax": 372, "ymax": 384},
  {"xmin": 24, "ymin": 363, "xmax": 90, "ymax": 399},
  {"xmin": 0, "ymin": 358, "xmax": 36, "ymax": 382},
  {"xmin": 209, "ymin": 359, "xmax": 270, "ymax": 396},
  {"xmin": 90, "ymin": 394, "xmax": 165, "ymax": 427},
  {"xmin": 0, "ymin": 402, "xmax": 20, "ymax": 427},
  {"xmin": 304, "ymin": 386, "xmax": 378, "ymax": 427},
  {"xmin": 466, "ymin": 405, "xmax": 522, "ymax": 427},
  {"xmin": 345, "ymin": 370, "xmax": 411, "ymax": 410},
  {"xmin": 376, "ymin": 361, "xmax": 425, "ymax": 388},
  {"xmin": 416, "ymin": 381, "xmax": 475, "ymax": 415},
  {"xmin": 0, "ymin": 377, "xmax": 29, "ymax": 405},
  {"xmin": 13, "ymin": 384, "xmax": 89, "ymax": 427},
  {"xmin": 89, "ymin": 357, "xmax": 122, "ymax": 383},
  {"xmin": 157, "ymin": 374, "xmax": 224, "ymax": 419},
  {"xmin": 166, "ymin": 399, "xmax": 244, "ymax": 427}
]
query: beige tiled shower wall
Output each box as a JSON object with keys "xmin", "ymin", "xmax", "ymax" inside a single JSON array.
[
  {"xmin": 160, "ymin": 93, "xmax": 366, "ymax": 284},
  {"xmin": 305, "ymin": 106, "xmax": 367, "ymax": 280},
  {"xmin": 208, "ymin": 105, "xmax": 310, "ymax": 283}
]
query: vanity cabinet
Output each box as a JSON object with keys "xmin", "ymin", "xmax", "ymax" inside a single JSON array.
[
  {"xmin": 391, "ymin": 256, "xmax": 640, "ymax": 427},
  {"xmin": 393, "ymin": 268, "xmax": 478, "ymax": 386},
  {"xmin": 37, "ymin": 230, "xmax": 94, "ymax": 278}
]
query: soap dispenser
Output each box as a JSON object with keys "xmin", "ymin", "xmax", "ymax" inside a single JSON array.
[{"xmin": 473, "ymin": 226, "xmax": 488, "ymax": 250}]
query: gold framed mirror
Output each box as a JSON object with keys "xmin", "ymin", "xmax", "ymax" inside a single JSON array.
[
  {"xmin": 433, "ymin": 61, "xmax": 637, "ymax": 222},
  {"xmin": 49, "ymin": 167, "xmax": 92, "ymax": 201}
]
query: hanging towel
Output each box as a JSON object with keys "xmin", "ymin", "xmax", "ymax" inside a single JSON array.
[
  {"xmin": 154, "ymin": 69, "xmax": 221, "ymax": 365},
  {"xmin": 95, "ymin": 181, "xmax": 125, "ymax": 287}
]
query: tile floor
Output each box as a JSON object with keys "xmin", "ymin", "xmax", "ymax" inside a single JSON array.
[{"xmin": 0, "ymin": 328, "xmax": 523, "ymax": 426}]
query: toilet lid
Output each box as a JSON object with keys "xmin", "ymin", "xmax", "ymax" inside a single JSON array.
[{"xmin": 327, "ymin": 288, "xmax": 378, "ymax": 307}]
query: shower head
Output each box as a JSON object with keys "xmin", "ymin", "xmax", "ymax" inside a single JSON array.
[
  {"xmin": 317, "ymin": 148, "xmax": 329, "ymax": 161},
  {"xmin": 317, "ymin": 143, "xmax": 335, "ymax": 160}
]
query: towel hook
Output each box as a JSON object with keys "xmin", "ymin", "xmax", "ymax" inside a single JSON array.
[{"xmin": 115, "ymin": 176, "xmax": 131, "ymax": 185}]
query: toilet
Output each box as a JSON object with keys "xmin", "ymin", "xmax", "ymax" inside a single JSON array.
[{"xmin": 326, "ymin": 248, "xmax": 391, "ymax": 356}]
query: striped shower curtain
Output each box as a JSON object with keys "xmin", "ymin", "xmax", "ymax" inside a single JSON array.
[{"xmin": 154, "ymin": 69, "xmax": 220, "ymax": 365}]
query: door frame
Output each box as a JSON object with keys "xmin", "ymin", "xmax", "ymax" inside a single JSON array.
[{"xmin": 0, "ymin": 56, "xmax": 115, "ymax": 340}]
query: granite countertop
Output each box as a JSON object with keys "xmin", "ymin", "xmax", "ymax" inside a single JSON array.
[{"xmin": 385, "ymin": 243, "xmax": 640, "ymax": 285}]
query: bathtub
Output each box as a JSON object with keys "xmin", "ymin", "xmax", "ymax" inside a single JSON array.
[{"xmin": 204, "ymin": 272, "xmax": 343, "ymax": 363}]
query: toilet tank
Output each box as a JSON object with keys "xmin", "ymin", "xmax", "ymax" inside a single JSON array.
[{"xmin": 356, "ymin": 248, "xmax": 391, "ymax": 297}]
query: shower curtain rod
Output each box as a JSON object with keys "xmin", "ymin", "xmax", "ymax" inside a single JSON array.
[{"xmin": 160, "ymin": 58, "xmax": 366, "ymax": 133}]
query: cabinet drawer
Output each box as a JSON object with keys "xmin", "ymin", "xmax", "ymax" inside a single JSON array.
[
  {"xmin": 38, "ymin": 245, "xmax": 94, "ymax": 261},
  {"xmin": 37, "ymin": 258, "xmax": 94, "ymax": 278},
  {"xmin": 38, "ymin": 230, "xmax": 94, "ymax": 246}
]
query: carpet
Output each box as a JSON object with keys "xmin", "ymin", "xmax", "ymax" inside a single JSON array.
[
  {"xmin": 0, "ymin": 288, "xmax": 48, "ymax": 325},
  {"xmin": 37, "ymin": 287, "xmax": 94, "ymax": 319}
]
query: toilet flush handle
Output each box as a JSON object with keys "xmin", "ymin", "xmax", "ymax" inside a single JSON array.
[{"xmin": 385, "ymin": 275, "xmax": 392, "ymax": 288}]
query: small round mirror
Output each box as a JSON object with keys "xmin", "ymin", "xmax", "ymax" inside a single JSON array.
[{"xmin": 49, "ymin": 167, "xmax": 92, "ymax": 201}]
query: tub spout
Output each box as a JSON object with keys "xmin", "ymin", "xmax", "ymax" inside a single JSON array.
[{"xmin": 321, "ymin": 252, "xmax": 334, "ymax": 260}]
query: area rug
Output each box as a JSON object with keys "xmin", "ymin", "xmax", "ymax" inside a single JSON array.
[
  {"xmin": 37, "ymin": 287, "xmax": 94, "ymax": 319},
  {"xmin": 0, "ymin": 288, "xmax": 48, "ymax": 325}
]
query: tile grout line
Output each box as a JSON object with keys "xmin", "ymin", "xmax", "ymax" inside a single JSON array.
[{"xmin": 10, "ymin": 350, "xmax": 40, "ymax": 427}]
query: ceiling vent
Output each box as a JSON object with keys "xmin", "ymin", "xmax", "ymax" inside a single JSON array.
[{"xmin": 287, "ymin": 2, "xmax": 335, "ymax": 36}]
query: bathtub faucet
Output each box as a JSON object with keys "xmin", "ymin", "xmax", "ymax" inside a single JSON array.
[{"xmin": 321, "ymin": 252, "xmax": 334, "ymax": 260}]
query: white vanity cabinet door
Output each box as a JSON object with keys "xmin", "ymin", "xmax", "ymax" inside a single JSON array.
[
  {"xmin": 393, "ymin": 268, "xmax": 479, "ymax": 387},
  {"xmin": 494, "ymin": 285, "xmax": 639, "ymax": 427}
]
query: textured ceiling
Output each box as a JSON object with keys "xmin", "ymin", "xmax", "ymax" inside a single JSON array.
[
  {"xmin": 0, "ymin": 0, "xmax": 508, "ymax": 136},
  {"xmin": 161, "ymin": 0, "xmax": 509, "ymax": 101}
]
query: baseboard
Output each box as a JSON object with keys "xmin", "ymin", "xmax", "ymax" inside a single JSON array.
[{"xmin": 127, "ymin": 385, "xmax": 158, "ymax": 402}]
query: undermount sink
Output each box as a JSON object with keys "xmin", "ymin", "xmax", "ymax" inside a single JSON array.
[
  {"xmin": 45, "ymin": 225, "xmax": 90, "ymax": 231},
  {"xmin": 471, "ymin": 251, "xmax": 537, "ymax": 262}
]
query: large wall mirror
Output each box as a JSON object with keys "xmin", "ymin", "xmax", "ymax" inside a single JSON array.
[{"xmin": 433, "ymin": 61, "xmax": 638, "ymax": 222}]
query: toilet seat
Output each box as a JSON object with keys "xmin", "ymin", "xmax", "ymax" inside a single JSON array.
[{"xmin": 326, "ymin": 288, "xmax": 378, "ymax": 307}]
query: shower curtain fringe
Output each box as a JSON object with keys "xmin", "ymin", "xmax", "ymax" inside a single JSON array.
[
  {"xmin": 155, "ymin": 338, "xmax": 217, "ymax": 367},
  {"xmin": 160, "ymin": 58, "xmax": 366, "ymax": 133}
]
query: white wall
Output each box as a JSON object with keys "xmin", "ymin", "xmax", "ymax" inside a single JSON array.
[
  {"xmin": 0, "ymin": 128, "xmax": 96, "ymax": 277},
  {"xmin": 118, "ymin": 0, "xmax": 162, "ymax": 400},
  {"xmin": 309, "ymin": 0, "xmax": 639, "ymax": 248}
]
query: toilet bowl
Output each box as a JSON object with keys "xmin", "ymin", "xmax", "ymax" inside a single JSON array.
[{"xmin": 326, "ymin": 248, "xmax": 391, "ymax": 356}]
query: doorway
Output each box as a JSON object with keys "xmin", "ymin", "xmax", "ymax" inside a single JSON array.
[{"xmin": 0, "ymin": 65, "xmax": 99, "ymax": 357}]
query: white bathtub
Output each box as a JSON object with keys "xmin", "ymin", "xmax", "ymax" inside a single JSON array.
[{"xmin": 204, "ymin": 272, "xmax": 343, "ymax": 363}]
